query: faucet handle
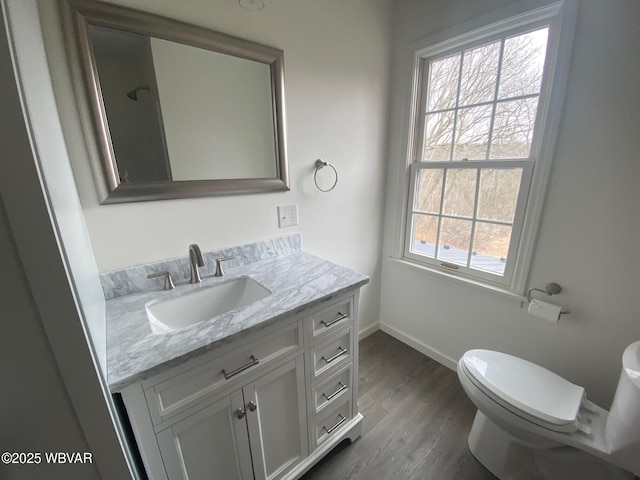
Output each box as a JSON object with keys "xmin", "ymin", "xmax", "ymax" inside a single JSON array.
[
  {"xmin": 147, "ymin": 271, "xmax": 175, "ymax": 290},
  {"xmin": 215, "ymin": 256, "xmax": 234, "ymax": 277}
]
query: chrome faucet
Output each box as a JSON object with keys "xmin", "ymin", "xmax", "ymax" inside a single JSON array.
[{"xmin": 188, "ymin": 244, "xmax": 205, "ymax": 284}]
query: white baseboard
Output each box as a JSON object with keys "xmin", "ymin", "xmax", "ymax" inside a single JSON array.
[
  {"xmin": 358, "ymin": 322, "xmax": 379, "ymax": 341},
  {"xmin": 379, "ymin": 322, "xmax": 457, "ymax": 371}
]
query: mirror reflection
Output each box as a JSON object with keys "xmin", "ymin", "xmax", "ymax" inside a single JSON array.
[{"xmin": 90, "ymin": 24, "xmax": 278, "ymax": 184}]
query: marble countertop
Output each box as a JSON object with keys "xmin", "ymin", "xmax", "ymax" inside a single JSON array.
[{"xmin": 107, "ymin": 251, "xmax": 369, "ymax": 392}]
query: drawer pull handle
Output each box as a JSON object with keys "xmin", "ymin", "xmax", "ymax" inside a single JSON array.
[
  {"xmin": 323, "ymin": 414, "xmax": 347, "ymax": 434},
  {"xmin": 323, "ymin": 382, "xmax": 347, "ymax": 401},
  {"xmin": 321, "ymin": 312, "xmax": 348, "ymax": 327},
  {"xmin": 222, "ymin": 355, "xmax": 260, "ymax": 380},
  {"xmin": 322, "ymin": 347, "xmax": 348, "ymax": 364}
]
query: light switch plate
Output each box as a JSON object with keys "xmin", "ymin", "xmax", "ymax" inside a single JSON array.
[{"xmin": 278, "ymin": 204, "xmax": 298, "ymax": 228}]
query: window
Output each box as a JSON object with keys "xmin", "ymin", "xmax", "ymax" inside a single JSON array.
[{"xmin": 403, "ymin": 3, "xmax": 572, "ymax": 291}]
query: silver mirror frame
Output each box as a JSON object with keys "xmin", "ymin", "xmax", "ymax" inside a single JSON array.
[{"xmin": 67, "ymin": 0, "xmax": 289, "ymax": 204}]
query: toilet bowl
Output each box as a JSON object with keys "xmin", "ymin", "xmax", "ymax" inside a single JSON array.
[{"xmin": 457, "ymin": 341, "xmax": 640, "ymax": 480}]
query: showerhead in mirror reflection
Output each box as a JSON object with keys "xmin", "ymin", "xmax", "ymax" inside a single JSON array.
[{"xmin": 126, "ymin": 85, "xmax": 149, "ymax": 101}]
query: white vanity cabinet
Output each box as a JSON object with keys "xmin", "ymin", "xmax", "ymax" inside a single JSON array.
[
  {"xmin": 118, "ymin": 290, "xmax": 362, "ymax": 480},
  {"xmin": 155, "ymin": 389, "xmax": 254, "ymax": 480},
  {"xmin": 156, "ymin": 357, "xmax": 307, "ymax": 480}
]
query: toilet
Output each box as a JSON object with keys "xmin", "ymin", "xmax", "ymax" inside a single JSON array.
[{"xmin": 457, "ymin": 341, "xmax": 640, "ymax": 480}]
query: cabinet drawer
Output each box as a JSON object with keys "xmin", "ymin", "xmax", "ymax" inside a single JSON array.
[
  {"xmin": 312, "ymin": 363, "xmax": 352, "ymax": 413},
  {"xmin": 313, "ymin": 396, "xmax": 352, "ymax": 447},
  {"xmin": 308, "ymin": 297, "xmax": 352, "ymax": 340},
  {"xmin": 146, "ymin": 321, "xmax": 301, "ymax": 425},
  {"xmin": 311, "ymin": 327, "xmax": 352, "ymax": 380}
]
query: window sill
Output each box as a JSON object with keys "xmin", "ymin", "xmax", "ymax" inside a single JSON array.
[{"xmin": 388, "ymin": 256, "xmax": 527, "ymax": 305}]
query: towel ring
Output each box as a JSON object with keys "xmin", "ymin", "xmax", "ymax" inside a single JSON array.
[{"xmin": 314, "ymin": 159, "xmax": 338, "ymax": 192}]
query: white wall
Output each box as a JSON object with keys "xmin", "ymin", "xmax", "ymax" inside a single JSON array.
[
  {"xmin": 5, "ymin": 0, "xmax": 107, "ymax": 374},
  {"xmin": 0, "ymin": 199, "xmax": 99, "ymax": 480},
  {"xmin": 43, "ymin": 0, "xmax": 392, "ymax": 334},
  {"xmin": 381, "ymin": 0, "xmax": 640, "ymax": 407}
]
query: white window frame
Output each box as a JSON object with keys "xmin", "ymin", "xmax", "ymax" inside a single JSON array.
[{"xmin": 400, "ymin": 0, "xmax": 576, "ymax": 294}]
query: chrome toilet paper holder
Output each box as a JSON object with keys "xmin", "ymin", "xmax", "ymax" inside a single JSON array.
[{"xmin": 527, "ymin": 283, "xmax": 570, "ymax": 315}]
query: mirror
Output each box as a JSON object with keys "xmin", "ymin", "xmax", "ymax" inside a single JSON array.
[{"xmin": 68, "ymin": 0, "xmax": 289, "ymax": 204}]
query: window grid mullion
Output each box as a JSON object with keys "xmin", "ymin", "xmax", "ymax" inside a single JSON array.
[
  {"xmin": 425, "ymin": 106, "xmax": 457, "ymax": 116},
  {"xmin": 495, "ymin": 92, "xmax": 539, "ymax": 104},
  {"xmin": 426, "ymin": 92, "xmax": 540, "ymax": 116},
  {"xmin": 427, "ymin": 212, "xmax": 474, "ymax": 221},
  {"xmin": 487, "ymin": 38, "xmax": 506, "ymax": 159},
  {"xmin": 472, "ymin": 217, "xmax": 514, "ymax": 228},
  {"xmin": 411, "ymin": 210, "xmax": 515, "ymax": 229},
  {"xmin": 449, "ymin": 51, "xmax": 466, "ymax": 162}
]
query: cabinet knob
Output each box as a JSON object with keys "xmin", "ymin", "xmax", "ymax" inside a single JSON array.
[
  {"xmin": 247, "ymin": 401, "xmax": 257, "ymax": 412},
  {"xmin": 235, "ymin": 407, "xmax": 246, "ymax": 419}
]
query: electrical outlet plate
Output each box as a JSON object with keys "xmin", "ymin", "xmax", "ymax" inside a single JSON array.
[{"xmin": 278, "ymin": 204, "xmax": 298, "ymax": 228}]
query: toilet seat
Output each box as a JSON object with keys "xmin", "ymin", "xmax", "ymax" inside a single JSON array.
[{"xmin": 461, "ymin": 350, "xmax": 585, "ymax": 433}]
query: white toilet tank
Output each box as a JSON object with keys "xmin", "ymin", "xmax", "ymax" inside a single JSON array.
[{"xmin": 606, "ymin": 340, "xmax": 640, "ymax": 476}]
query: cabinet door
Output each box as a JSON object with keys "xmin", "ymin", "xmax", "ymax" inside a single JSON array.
[
  {"xmin": 156, "ymin": 390, "xmax": 253, "ymax": 480},
  {"xmin": 244, "ymin": 357, "xmax": 308, "ymax": 480}
]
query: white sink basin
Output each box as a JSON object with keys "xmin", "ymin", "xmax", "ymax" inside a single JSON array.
[{"xmin": 146, "ymin": 277, "xmax": 270, "ymax": 334}]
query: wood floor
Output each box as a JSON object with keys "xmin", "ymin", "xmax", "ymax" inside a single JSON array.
[{"xmin": 301, "ymin": 330, "xmax": 496, "ymax": 480}]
